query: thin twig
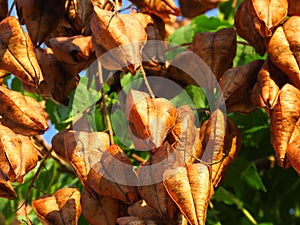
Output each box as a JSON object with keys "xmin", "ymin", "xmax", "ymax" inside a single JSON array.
[
  {"xmin": 118, "ymin": 4, "xmax": 133, "ymax": 13},
  {"xmin": 24, "ymin": 148, "xmax": 53, "ymax": 225},
  {"xmin": 165, "ymin": 42, "xmax": 192, "ymax": 52},
  {"xmin": 241, "ymin": 208, "xmax": 257, "ymax": 224},
  {"xmin": 132, "ymin": 153, "xmax": 147, "ymax": 164},
  {"xmin": 7, "ymin": 0, "xmax": 16, "ymax": 17},
  {"xmin": 32, "ymin": 135, "xmax": 51, "ymax": 154},
  {"xmin": 97, "ymin": 60, "xmax": 114, "ymax": 145},
  {"xmin": 193, "ymin": 153, "xmax": 226, "ymax": 166},
  {"xmin": 237, "ymin": 41, "xmax": 252, "ymax": 46},
  {"xmin": 32, "ymin": 136, "xmax": 74, "ymax": 175},
  {"xmin": 190, "ymin": 107, "xmax": 211, "ymax": 115},
  {"xmin": 140, "ymin": 65, "xmax": 155, "ymax": 99},
  {"xmin": 102, "ymin": 0, "xmax": 119, "ymax": 27}
]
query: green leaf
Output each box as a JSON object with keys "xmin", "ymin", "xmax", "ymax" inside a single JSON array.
[
  {"xmin": 185, "ymin": 85, "xmax": 208, "ymax": 109},
  {"xmin": 213, "ymin": 222, "xmax": 222, "ymax": 225},
  {"xmin": 120, "ymin": 71, "xmax": 143, "ymax": 94},
  {"xmin": 214, "ymin": 187, "xmax": 243, "ymax": 209},
  {"xmin": 71, "ymin": 77, "xmax": 101, "ymax": 118},
  {"xmin": 257, "ymin": 223, "xmax": 274, "ymax": 225},
  {"xmin": 241, "ymin": 164, "xmax": 267, "ymax": 192},
  {"xmin": 2, "ymin": 73, "xmax": 11, "ymax": 87},
  {"xmin": 234, "ymin": 37, "xmax": 266, "ymax": 67},
  {"xmin": 218, "ymin": 0, "xmax": 244, "ymax": 24},
  {"xmin": 46, "ymin": 76, "xmax": 101, "ymax": 130},
  {"xmin": 110, "ymin": 108, "xmax": 134, "ymax": 148},
  {"xmin": 193, "ymin": 15, "xmax": 232, "ymax": 33},
  {"xmin": 10, "ymin": 76, "xmax": 23, "ymax": 92},
  {"xmin": 168, "ymin": 15, "xmax": 232, "ymax": 46},
  {"xmin": 170, "ymin": 85, "xmax": 206, "ymax": 108},
  {"xmin": 170, "ymin": 88, "xmax": 197, "ymax": 108},
  {"xmin": 168, "ymin": 23, "xmax": 195, "ymax": 45}
]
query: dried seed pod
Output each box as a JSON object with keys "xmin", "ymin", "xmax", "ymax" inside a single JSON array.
[
  {"xmin": 32, "ymin": 188, "xmax": 82, "ymax": 225},
  {"xmin": 0, "ymin": 126, "xmax": 40, "ymax": 184},
  {"xmin": 117, "ymin": 216, "xmax": 146, "ymax": 225},
  {"xmin": 128, "ymin": 200, "xmax": 161, "ymax": 221},
  {"xmin": 126, "ymin": 89, "xmax": 177, "ymax": 149},
  {"xmin": 15, "ymin": 134, "xmax": 40, "ymax": 183},
  {"xmin": 270, "ymin": 84, "xmax": 300, "ymax": 167},
  {"xmin": 268, "ymin": 16, "xmax": 300, "ymax": 89},
  {"xmin": 247, "ymin": 0, "xmax": 288, "ymax": 37},
  {"xmin": 167, "ymin": 105, "xmax": 202, "ymax": 166},
  {"xmin": 138, "ymin": 142, "xmax": 178, "ymax": 219},
  {"xmin": 52, "ymin": 130, "xmax": 110, "ymax": 190},
  {"xmin": 0, "ymin": 0, "xmax": 7, "ymax": 21},
  {"xmin": 64, "ymin": 131, "xmax": 110, "ymax": 188},
  {"xmin": 166, "ymin": 50, "xmax": 219, "ymax": 93},
  {"xmin": 286, "ymin": 139, "xmax": 300, "ymax": 175},
  {"xmin": 44, "ymin": 16, "xmax": 81, "ymax": 44},
  {"xmin": 219, "ymin": 60, "xmax": 264, "ymax": 113},
  {"xmin": 189, "ymin": 28, "xmax": 237, "ymax": 81},
  {"xmin": 0, "ymin": 16, "xmax": 43, "ymax": 86},
  {"xmin": 91, "ymin": 7, "xmax": 147, "ymax": 74},
  {"xmin": 51, "ymin": 129, "xmax": 70, "ymax": 161},
  {"xmin": 129, "ymin": 0, "xmax": 180, "ymax": 20},
  {"xmin": 179, "ymin": 0, "xmax": 224, "ymax": 18},
  {"xmin": 66, "ymin": 0, "xmax": 122, "ymax": 32},
  {"xmin": 200, "ymin": 109, "xmax": 241, "ymax": 187},
  {"xmin": 81, "ymin": 189, "xmax": 120, "ymax": 225},
  {"xmin": 234, "ymin": 1, "xmax": 266, "ymax": 56},
  {"xmin": 0, "ymin": 172, "xmax": 16, "ymax": 200},
  {"xmin": 0, "ymin": 85, "xmax": 48, "ymax": 135},
  {"xmin": 87, "ymin": 144, "xmax": 139, "ymax": 204},
  {"xmin": 35, "ymin": 47, "xmax": 79, "ymax": 105},
  {"xmin": 132, "ymin": 12, "xmax": 166, "ymax": 71},
  {"xmin": 200, "ymin": 109, "xmax": 226, "ymax": 170},
  {"xmin": 250, "ymin": 58, "xmax": 288, "ymax": 109},
  {"xmin": 163, "ymin": 164, "xmax": 212, "ymax": 225},
  {"xmin": 288, "ymin": 0, "xmax": 300, "ymax": 16},
  {"xmin": 0, "ymin": 124, "xmax": 22, "ymax": 182},
  {"xmin": 49, "ymin": 35, "xmax": 96, "ymax": 75},
  {"xmin": 16, "ymin": 0, "xmax": 66, "ymax": 45}
]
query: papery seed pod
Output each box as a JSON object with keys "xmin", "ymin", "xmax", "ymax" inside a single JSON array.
[
  {"xmin": 235, "ymin": 1, "xmax": 266, "ymax": 55},
  {"xmin": 246, "ymin": 0, "xmax": 287, "ymax": 37},
  {"xmin": 138, "ymin": 142, "xmax": 178, "ymax": 219},
  {"xmin": 167, "ymin": 105, "xmax": 202, "ymax": 166},
  {"xmin": 270, "ymin": 84, "xmax": 300, "ymax": 167},
  {"xmin": 189, "ymin": 28, "xmax": 237, "ymax": 81},
  {"xmin": 87, "ymin": 144, "xmax": 139, "ymax": 204},
  {"xmin": 81, "ymin": 189, "xmax": 120, "ymax": 225},
  {"xmin": 268, "ymin": 16, "xmax": 300, "ymax": 89},
  {"xmin": 0, "ymin": 172, "xmax": 16, "ymax": 200},
  {"xmin": 0, "ymin": 0, "xmax": 8, "ymax": 21},
  {"xmin": 49, "ymin": 35, "xmax": 95, "ymax": 75},
  {"xmin": 250, "ymin": 58, "xmax": 288, "ymax": 109},
  {"xmin": 32, "ymin": 188, "xmax": 82, "ymax": 225},
  {"xmin": 0, "ymin": 85, "xmax": 48, "ymax": 135},
  {"xmin": 0, "ymin": 16, "xmax": 43, "ymax": 86},
  {"xmin": 129, "ymin": 0, "xmax": 180, "ymax": 20},
  {"xmin": 91, "ymin": 7, "xmax": 147, "ymax": 74},
  {"xmin": 179, "ymin": 0, "xmax": 224, "ymax": 18},
  {"xmin": 126, "ymin": 89, "xmax": 177, "ymax": 150},
  {"xmin": 163, "ymin": 164, "xmax": 212, "ymax": 225},
  {"xmin": 219, "ymin": 60, "xmax": 264, "ymax": 113},
  {"xmin": 16, "ymin": 0, "xmax": 66, "ymax": 45}
]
